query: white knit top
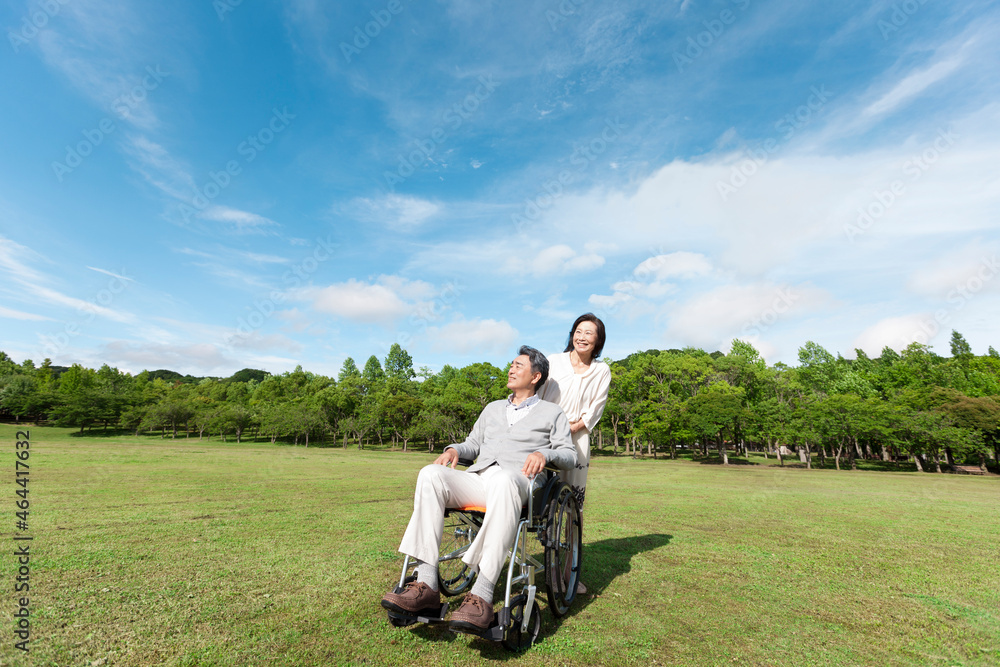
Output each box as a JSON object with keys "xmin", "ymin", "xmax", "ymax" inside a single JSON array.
[{"xmin": 539, "ymin": 352, "xmax": 612, "ymax": 433}]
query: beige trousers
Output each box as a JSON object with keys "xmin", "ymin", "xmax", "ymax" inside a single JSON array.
[{"xmin": 397, "ymin": 463, "xmax": 530, "ymax": 585}]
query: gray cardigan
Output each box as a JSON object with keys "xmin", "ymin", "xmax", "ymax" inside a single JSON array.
[{"xmin": 446, "ymin": 399, "xmax": 576, "ymax": 474}]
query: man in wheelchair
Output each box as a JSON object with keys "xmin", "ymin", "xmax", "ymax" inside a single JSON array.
[{"xmin": 381, "ymin": 345, "xmax": 576, "ymax": 634}]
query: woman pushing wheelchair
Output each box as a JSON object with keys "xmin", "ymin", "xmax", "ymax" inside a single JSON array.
[{"xmin": 538, "ymin": 313, "xmax": 611, "ymax": 595}]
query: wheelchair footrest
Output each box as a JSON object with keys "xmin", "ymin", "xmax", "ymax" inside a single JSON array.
[
  {"xmin": 386, "ymin": 602, "xmax": 449, "ymax": 625},
  {"xmin": 450, "ymin": 619, "xmax": 504, "ymax": 642}
]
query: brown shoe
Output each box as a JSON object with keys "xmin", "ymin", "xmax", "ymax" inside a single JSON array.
[
  {"xmin": 381, "ymin": 581, "xmax": 441, "ymax": 615},
  {"xmin": 449, "ymin": 593, "xmax": 494, "ymax": 632}
]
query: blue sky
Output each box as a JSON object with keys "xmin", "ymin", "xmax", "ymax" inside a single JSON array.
[{"xmin": 1, "ymin": 0, "xmax": 998, "ymax": 377}]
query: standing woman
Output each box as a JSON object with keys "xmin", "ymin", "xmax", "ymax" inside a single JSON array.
[{"xmin": 539, "ymin": 313, "xmax": 611, "ymax": 593}]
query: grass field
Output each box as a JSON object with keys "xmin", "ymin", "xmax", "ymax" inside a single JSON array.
[{"xmin": 0, "ymin": 424, "xmax": 998, "ymax": 666}]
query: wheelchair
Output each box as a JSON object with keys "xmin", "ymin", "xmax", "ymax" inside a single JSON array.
[{"xmin": 385, "ymin": 462, "xmax": 583, "ymax": 651}]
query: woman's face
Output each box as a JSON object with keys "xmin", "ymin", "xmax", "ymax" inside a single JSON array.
[{"xmin": 572, "ymin": 321, "xmax": 599, "ymax": 360}]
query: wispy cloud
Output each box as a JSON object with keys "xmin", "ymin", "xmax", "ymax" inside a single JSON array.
[
  {"xmin": 200, "ymin": 206, "xmax": 280, "ymax": 232},
  {"xmin": 862, "ymin": 56, "xmax": 965, "ymax": 119},
  {"xmin": 345, "ymin": 194, "xmax": 440, "ymax": 231},
  {"xmin": 0, "ymin": 305, "xmax": 51, "ymax": 322}
]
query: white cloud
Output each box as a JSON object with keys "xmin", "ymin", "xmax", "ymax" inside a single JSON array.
[
  {"xmin": 307, "ymin": 275, "xmax": 437, "ymax": 325},
  {"xmin": 634, "ymin": 251, "xmax": 713, "ymax": 281},
  {"xmin": 227, "ymin": 331, "xmax": 303, "ymax": 353},
  {"xmin": 862, "ymin": 56, "xmax": 965, "ymax": 120},
  {"xmin": 665, "ymin": 283, "xmax": 833, "ymax": 350},
  {"xmin": 200, "ymin": 206, "xmax": 279, "ymax": 231},
  {"xmin": 852, "ymin": 315, "xmax": 934, "ymax": 356},
  {"xmin": 123, "ymin": 135, "xmax": 197, "ymax": 201},
  {"xmin": 349, "ymin": 194, "xmax": 440, "ymax": 230},
  {"xmin": 101, "ymin": 340, "xmax": 233, "ymax": 374},
  {"xmin": 523, "ymin": 293, "xmax": 576, "ymax": 323},
  {"xmin": 423, "ymin": 318, "xmax": 520, "ymax": 356},
  {"xmin": 907, "ymin": 244, "xmax": 1000, "ymax": 299},
  {"xmin": 505, "ymin": 244, "xmax": 606, "ymax": 277},
  {"xmin": 86, "ymin": 266, "xmax": 135, "ymax": 282},
  {"xmin": 0, "ymin": 306, "xmax": 50, "ymax": 322},
  {"xmin": 35, "ymin": 1, "xmax": 167, "ymax": 130},
  {"xmin": 0, "ymin": 236, "xmax": 45, "ymax": 284},
  {"xmin": 0, "ymin": 237, "xmax": 135, "ymax": 325}
]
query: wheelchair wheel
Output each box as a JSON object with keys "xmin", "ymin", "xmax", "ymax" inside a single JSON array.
[
  {"xmin": 544, "ymin": 485, "xmax": 582, "ymax": 618},
  {"xmin": 438, "ymin": 512, "xmax": 481, "ymax": 596},
  {"xmin": 500, "ymin": 593, "xmax": 541, "ymax": 652}
]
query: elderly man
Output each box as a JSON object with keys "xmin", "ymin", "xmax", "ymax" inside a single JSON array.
[{"xmin": 381, "ymin": 345, "xmax": 576, "ymax": 633}]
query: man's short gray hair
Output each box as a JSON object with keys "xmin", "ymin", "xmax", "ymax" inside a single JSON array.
[{"xmin": 518, "ymin": 345, "xmax": 549, "ymax": 392}]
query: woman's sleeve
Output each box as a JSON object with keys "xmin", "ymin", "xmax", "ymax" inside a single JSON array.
[
  {"xmin": 580, "ymin": 364, "xmax": 612, "ymax": 432},
  {"xmin": 538, "ymin": 354, "xmax": 559, "ymax": 403}
]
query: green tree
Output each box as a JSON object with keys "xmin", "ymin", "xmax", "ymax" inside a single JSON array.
[
  {"xmin": 949, "ymin": 330, "xmax": 973, "ymax": 359},
  {"xmin": 685, "ymin": 382, "xmax": 744, "ymax": 464},
  {"xmin": 384, "ymin": 343, "xmax": 416, "ymax": 382}
]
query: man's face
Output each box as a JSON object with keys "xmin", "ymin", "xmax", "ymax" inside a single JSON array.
[{"xmin": 507, "ymin": 354, "xmax": 539, "ymax": 393}]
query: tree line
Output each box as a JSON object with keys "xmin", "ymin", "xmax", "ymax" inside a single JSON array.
[{"xmin": 1, "ymin": 333, "xmax": 998, "ymax": 473}]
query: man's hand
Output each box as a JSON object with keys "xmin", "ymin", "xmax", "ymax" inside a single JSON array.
[
  {"xmin": 434, "ymin": 448, "xmax": 459, "ymax": 468},
  {"xmin": 521, "ymin": 451, "xmax": 547, "ymax": 478}
]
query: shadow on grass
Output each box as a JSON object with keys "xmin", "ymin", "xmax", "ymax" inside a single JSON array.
[
  {"xmin": 393, "ymin": 533, "xmax": 673, "ymax": 659},
  {"xmin": 469, "ymin": 532, "xmax": 673, "ymax": 660},
  {"xmin": 574, "ymin": 532, "xmax": 673, "ymax": 602},
  {"xmin": 693, "ymin": 456, "xmax": 759, "ymax": 466}
]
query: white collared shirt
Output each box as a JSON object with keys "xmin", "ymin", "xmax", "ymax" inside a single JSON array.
[{"xmin": 505, "ymin": 393, "xmax": 540, "ymax": 427}]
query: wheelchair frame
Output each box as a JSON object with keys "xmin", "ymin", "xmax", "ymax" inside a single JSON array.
[{"xmin": 386, "ymin": 466, "xmax": 583, "ymax": 651}]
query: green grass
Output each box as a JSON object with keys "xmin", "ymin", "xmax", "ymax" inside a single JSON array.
[{"xmin": 1, "ymin": 424, "xmax": 998, "ymax": 666}]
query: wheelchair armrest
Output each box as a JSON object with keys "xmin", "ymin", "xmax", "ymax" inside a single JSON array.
[{"xmin": 457, "ymin": 457, "xmax": 475, "ymax": 468}]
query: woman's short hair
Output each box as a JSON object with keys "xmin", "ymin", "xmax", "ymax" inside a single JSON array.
[
  {"xmin": 563, "ymin": 313, "xmax": 606, "ymax": 359},
  {"xmin": 518, "ymin": 345, "xmax": 549, "ymax": 390}
]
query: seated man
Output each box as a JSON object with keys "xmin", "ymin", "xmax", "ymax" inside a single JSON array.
[{"xmin": 381, "ymin": 345, "xmax": 576, "ymax": 633}]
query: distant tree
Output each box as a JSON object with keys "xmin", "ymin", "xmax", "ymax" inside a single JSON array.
[
  {"xmin": 382, "ymin": 393, "xmax": 423, "ymax": 451},
  {"xmin": 384, "ymin": 343, "xmax": 416, "ymax": 382},
  {"xmin": 338, "ymin": 357, "xmax": 361, "ymax": 382},
  {"xmin": 949, "ymin": 330, "xmax": 973, "ymax": 359},
  {"xmin": 685, "ymin": 383, "xmax": 744, "ymax": 464},
  {"xmin": 228, "ymin": 368, "xmax": 270, "ymax": 384}
]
